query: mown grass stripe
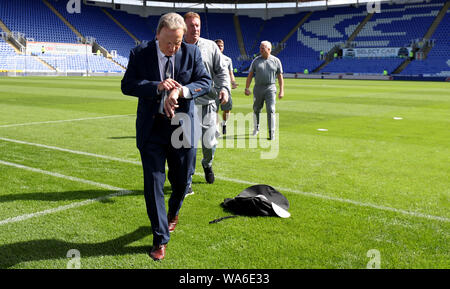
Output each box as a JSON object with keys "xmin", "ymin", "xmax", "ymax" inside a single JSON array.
[
  {"xmin": 0, "ymin": 159, "xmax": 132, "ymax": 226},
  {"xmin": 0, "ymin": 137, "xmax": 140, "ymax": 165},
  {"xmin": 0, "ymin": 114, "xmax": 133, "ymax": 128},
  {"xmin": 0, "ymin": 137, "xmax": 448, "ymax": 223}
]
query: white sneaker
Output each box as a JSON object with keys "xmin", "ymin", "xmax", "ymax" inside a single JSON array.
[{"xmin": 252, "ymin": 129, "xmax": 259, "ymax": 136}]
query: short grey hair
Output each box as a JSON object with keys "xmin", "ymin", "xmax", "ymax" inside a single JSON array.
[
  {"xmin": 260, "ymin": 41, "xmax": 272, "ymax": 50},
  {"xmin": 156, "ymin": 13, "xmax": 187, "ymax": 34}
]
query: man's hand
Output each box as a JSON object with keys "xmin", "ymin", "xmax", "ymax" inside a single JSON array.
[
  {"xmin": 244, "ymin": 88, "xmax": 251, "ymax": 96},
  {"xmin": 278, "ymin": 90, "xmax": 284, "ymax": 99},
  {"xmin": 164, "ymin": 88, "xmax": 180, "ymax": 118},
  {"xmin": 231, "ymin": 81, "xmax": 238, "ymax": 89},
  {"xmin": 219, "ymin": 90, "xmax": 229, "ymax": 105},
  {"xmin": 158, "ymin": 78, "xmax": 181, "ymax": 93}
]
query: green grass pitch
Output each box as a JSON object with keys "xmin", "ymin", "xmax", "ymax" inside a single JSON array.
[{"xmin": 0, "ymin": 76, "xmax": 448, "ymax": 269}]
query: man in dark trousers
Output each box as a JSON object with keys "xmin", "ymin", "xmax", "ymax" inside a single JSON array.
[{"xmin": 121, "ymin": 12, "xmax": 211, "ymax": 261}]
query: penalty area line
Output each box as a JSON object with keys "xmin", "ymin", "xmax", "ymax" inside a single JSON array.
[{"xmin": 0, "ymin": 160, "xmax": 133, "ymax": 226}]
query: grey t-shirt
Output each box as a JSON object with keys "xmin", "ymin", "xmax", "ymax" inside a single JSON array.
[
  {"xmin": 214, "ymin": 54, "xmax": 233, "ymax": 89},
  {"xmin": 249, "ymin": 55, "xmax": 283, "ymax": 87},
  {"xmin": 224, "ymin": 54, "xmax": 233, "ymax": 73}
]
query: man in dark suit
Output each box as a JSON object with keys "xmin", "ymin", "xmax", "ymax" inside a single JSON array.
[{"xmin": 121, "ymin": 12, "xmax": 211, "ymax": 261}]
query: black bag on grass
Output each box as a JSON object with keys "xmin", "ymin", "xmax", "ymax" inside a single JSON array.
[{"xmin": 210, "ymin": 184, "xmax": 290, "ymax": 224}]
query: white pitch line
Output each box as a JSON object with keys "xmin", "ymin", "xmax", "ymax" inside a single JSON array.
[
  {"xmin": 0, "ymin": 160, "xmax": 133, "ymax": 226},
  {"xmin": 0, "ymin": 114, "xmax": 134, "ymax": 128},
  {"xmin": 0, "ymin": 137, "xmax": 140, "ymax": 165},
  {"xmin": 1, "ymin": 138, "xmax": 449, "ymax": 223}
]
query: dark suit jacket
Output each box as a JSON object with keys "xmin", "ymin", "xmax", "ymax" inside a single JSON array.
[{"xmin": 121, "ymin": 40, "xmax": 211, "ymax": 149}]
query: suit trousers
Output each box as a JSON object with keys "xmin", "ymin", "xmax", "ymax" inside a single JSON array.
[
  {"xmin": 139, "ymin": 115, "xmax": 194, "ymax": 246},
  {"xmin": 186, "ymin": 102, "xmax": 218, "ymax": 187}
]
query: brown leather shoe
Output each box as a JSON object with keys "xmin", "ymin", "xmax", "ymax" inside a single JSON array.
[
  {"xmin": 150, "ymin": 244, "xmax": 167, "ymax": 261},
  {"xmin": 168, "ymin": 214, "xmax": 179, "ymax": 233}
]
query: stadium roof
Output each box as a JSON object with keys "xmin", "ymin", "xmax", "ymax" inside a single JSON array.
[
  {"xmin": 88, "ymin": 0, "xmax": 421, "ymax": 19},
  {"xmin": 90, "ymin": 0, "xmax": 405, "ymax": 5},
  {"xmin": 133, "ymin": 0, "xmax": 321, "ymax": 2},
  {"xmin": 92, "ymin": 0, "xmax": 323, "ymax": 3},
  {"xmin": 89, "ymin": 0, "xmax": 407, "ymax": 9}
]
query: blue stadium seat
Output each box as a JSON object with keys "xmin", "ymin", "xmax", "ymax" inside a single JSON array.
[
  {"xmin": 322, "ymin": 58, "xmax": 404, "ymax": 74},
  {"xmin": 48, "ymin": 0, "xmax": 135, "ymax": 60},
  {"xmin": 106, "ymin": 9, "xmax": 158, "ymax": 43},
  {"xmin": 39, "ymin": 54, "xmax": 124, "ymax": 73},
  {"xmin": 276, "ymin": 6, "xmax": 369, "ymax": 72},
  {"xmin": 353, "ymin": 2, "xmax": 441, "ymax": 48},
  {"xmin": 401, "ymin": 8, "xmax": 450, "ymax": 76},
  {"xmin": 0, "ymin": 0, "xmax": 77, "ymax": 43}
]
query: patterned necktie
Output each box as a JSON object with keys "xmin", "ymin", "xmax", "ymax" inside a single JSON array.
[
  {"xmin": 160, "ymin": 56, "xmax": 173, "ymax": 115},
  {"xmin": 164, "ymin": 55, "xmax": 173, "ymax": 80}
]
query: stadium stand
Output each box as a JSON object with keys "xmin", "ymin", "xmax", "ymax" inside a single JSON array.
[
  {"xmin": 0, "ymin": 38, "xmax": 16, "ymax": 71},
  {"xmin": 277, "ymin": 6, "xmax": 369, "ymax": 73},
  {"xmin": 0, "ymin": 0, "xmax": 126, "ymax": 73},
  {"xmin": 239, "ymin": 15, "xmax": 265, "ymax": 59},
  {"xmin": 106, "ymin": 9, "xmax": 158, "ymax": 43},
  {"xmin": 202, "ymin": 13, "xmax": 241, "ymax": 65},
  {"xmin": 39, "ymin": 54, "xmax": 124, "ymax": 73},
  {"xmin": 298, "ymin": 7, "xmax": 367, "ymax": 53},
  {"xmin": 49, "ymin": 0, "xmax": 135, "ymax": 60},
  {"xmin": 238, "ymin": 12, "xmax": 315, "ymax": 73},
  {"xmin": 352, "ymin": 2, "xmax": 442, "ymax": 48},
  {"xmin": 322, "ymin": 1, "xmax": 446, "ymax": 74},
  {"xmin": 0, "ymin": 0, "xmax": 448, "ymax": 77},
  {"xmin": 400, "ymin": 9, "xmax": 450, "ymax": 76},
  {"xmin": 1, "ymin": 35, "xmax": 52, "ymax": 72},
  {"xmin": 0, "ymin": 46, "xmax": 53, "ymax": 72},
  {"xmin": 323, "ymin": 58, "xmax": 404, "ymax": 74},
  {"xmin": 0, "ymin": 38, "xmax": 15, "ymax": 56},
  {"xmin": 112, "ymin": 54, "xmax": 129, "ymax": 69},
  {"xmin": 0, "ymin": 0, "xmax": 77, "ymax": 43}
]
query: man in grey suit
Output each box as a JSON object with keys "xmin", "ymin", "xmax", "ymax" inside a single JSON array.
[{"xmin": 184, "ymin": 12, "xmax": 230, "ymax": 186}]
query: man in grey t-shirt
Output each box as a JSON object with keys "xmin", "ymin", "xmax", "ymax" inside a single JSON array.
[
  {"xmin": 184, "ymin": 12, "xmax": 230, "ymax": 185},
  {"xmin": 245, "ymin": 41, "xmax": 284, "ymax": 140}
]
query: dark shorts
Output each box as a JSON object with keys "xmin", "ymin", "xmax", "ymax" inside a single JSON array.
[{"xmin": 215, "ymin": 94, "xmax": 233, "ymax": 111}]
